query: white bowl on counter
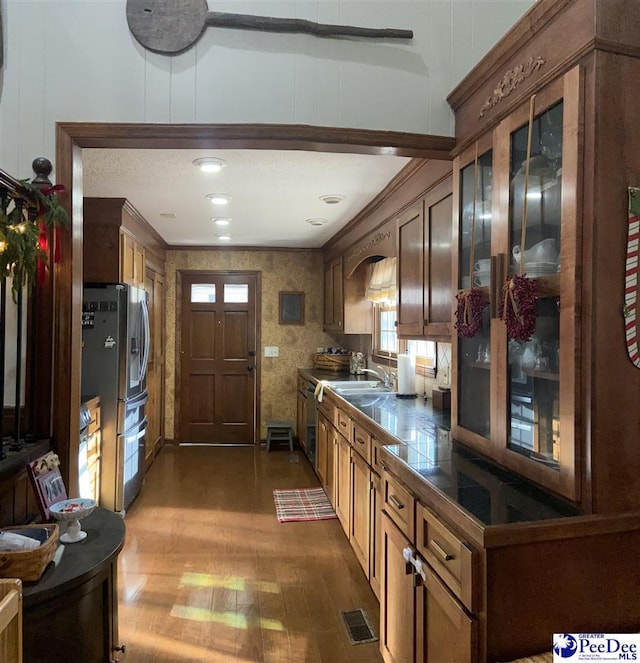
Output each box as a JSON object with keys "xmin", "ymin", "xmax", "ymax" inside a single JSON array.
[{"xmin": 49, "ymin": 498, "xmax": 97, "ymax": 543}]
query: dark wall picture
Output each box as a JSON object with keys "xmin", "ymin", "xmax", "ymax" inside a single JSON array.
[{"xmin": 279, "ymin": 291, "xmax": 305, "ymax": 325}]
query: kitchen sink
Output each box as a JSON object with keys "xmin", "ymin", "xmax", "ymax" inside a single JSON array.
[
  {"xmin": 329, "ymin": 381, "xmax": 390, "ymax": 395},
  {"xmin": 325, "ymin": 380, "xmax": 379, "ymax": 389}
]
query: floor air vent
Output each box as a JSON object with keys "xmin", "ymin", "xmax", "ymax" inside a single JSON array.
[
  {"xmin": 288, "ymin": 454, "xmax": 300, "ymax": 463},
  {"xmin": 341, "ymin": 609, "xmax": 378, "ymax": 645}
]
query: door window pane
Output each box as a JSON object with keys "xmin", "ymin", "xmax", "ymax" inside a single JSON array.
[
  {"xmin": 191, "ymin": 284, "xmax": 216, "ymax": 303},
  {"xmin": 224, "ymin": 284, "xmax": 249, "ymax": 303}
]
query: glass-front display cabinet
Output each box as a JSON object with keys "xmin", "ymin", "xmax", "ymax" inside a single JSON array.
[{"xmin": 452, "ymin": 67, "xmax": 580, "ymax": 501}]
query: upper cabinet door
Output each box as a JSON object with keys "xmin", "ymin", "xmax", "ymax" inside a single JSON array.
[
  {"xmin": 323, "ymin": 258, "xmax": 344, "ymax": 332},
  {"xmin": 397, "ymin": 200, "xmax": 425, "ymax": 337},
  {"xmin": 498, "ymin": 67, "xmax": 580, "ymax": 501},
  {"xmin": 453, "ymin": 67, "xmax": 581, "ymax": 501},
  {"xmin": 452, "ymin": 139, "xmax": 494, "ymax": 450},
  {"xmin": 424, "ymin": 184, "xmax": 453, "ymax": 339},
  {"xmin": 397, "ymin": 177, "xmax": 453, "ymax": 340}
]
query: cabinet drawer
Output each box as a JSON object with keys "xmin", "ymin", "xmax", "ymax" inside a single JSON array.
[
  {"xmin": 352, "ymin": 421, "xmax": 372, "ymax": 464},
  {"xmin": 317, "ymin": 395, "xmax": 334, "ymax": 421},
  {"xmin": 382, "ymin": 470, "xmax": 415, "ymax": 540},
  {"xmin": 416, "ymin": 503, "xmax": 475, "ymax": 612},
  {"xmin": 371, "ymin": 438, "xmax": 385, "ymax": 475},
  {"xmin": 335, "ymin": 408, "xmax": 352, "ymax": 441}
]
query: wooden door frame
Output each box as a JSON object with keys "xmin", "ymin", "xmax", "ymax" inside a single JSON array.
[
  {"xmin": 175, "ymin": 269, "xmax": 261, "ymax": 444},
  {"xmin": 53, "ymin": 122, "xmax": 455, "ymax": 493}
]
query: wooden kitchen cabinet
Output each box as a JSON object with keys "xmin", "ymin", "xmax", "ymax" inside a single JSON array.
[
  {"xmin": 323, "ymin": 256, "xmax": 373, "ymax": 334},
  {"xmin": 323, "ymin": 257, "xmax": 344, "ymax": 332},
  {"xmin": 415, "ymin": 562, "xmax": 477, "ymax": 663},
  {"xmin": 382, "ymin": 466, "xmax": 415, "ymax": 541},
  {"xmin": 452, "ymin": 70, "xmax": 579, "ymax": 501},
  {"xmin": 83, "ymin": 198, "xmax": 164, "ymax": 288},
  {"xmin": 381, "ymin": 469, "xmax": 478, "ymax": 663},
  {"xmin": 380, "ymin": 512, "xmax": 416, "ymax": 663},
  {"xmin": 325, "ymin": 424, "xmax": 335, "ymax": 507},
  {"xmin": 334, "ymin": 430, "xmax": 351, "ymax": 534},
  {"xmin": 79, "ymin": 395, "xmax": 101, "ymax": 502},
  {"xmin": 144, "ymin": 267, "xmax": 165, "ymax": 466},
  {"xmin": 296, "ymin": 377, "xmax": 309, "ymax": 453},
  {"xmin": 316, "ymin": 391, "xmax": 336, "ymax": 503},
  {"xmin": 449, "ymin": 0, "xmax": 640, "ymax": 513},
  {"xmin": 349, "ymin": 448, "xmax": 371, "ymax": 576},
  {"xmin": 415, "ymin": 503, "xmax": 476, "ymax": 612},
  {"xmin": 351, "ymin": 419, "xmax": 372, "ymax": 465},
  {"xmin": 316, "ymin": 413, "xmax": 330, "ymax": 488},
  {"xmin": 397, "ymin": 178, "xmax": 453, "ymax": 340},
  {"xmin": 121, "ymin": 231, "xmax": 145, "ymax": 288},
  {"xmin": 369, "ymin": 470, "xmax": 383, "ymax": 600}
]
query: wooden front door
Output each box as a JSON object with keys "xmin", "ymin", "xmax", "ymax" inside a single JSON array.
[{"xmin": 179, "ymin": 271, "xmax": 258, "ymax": 443}]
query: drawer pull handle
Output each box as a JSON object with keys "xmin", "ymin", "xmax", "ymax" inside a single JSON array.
[
  {"xmin": 388, "ymin": 494, "xmax": 404, "ymax": 510},
  {"xmin": 356, "ymin": 436, "xmax": 365, "ymax": 445},
  {"xmin": 430, "ymin": 539, "xmax": 453, "ymax": 562},
  {"xmin": 340, "ymin": 421, "xmax": 347, "ymax": 428}
]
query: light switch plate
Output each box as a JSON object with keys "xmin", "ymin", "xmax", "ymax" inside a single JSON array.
[{"xmin": 264, "ymin": 346, "xmax": 279, "ymax": 357}]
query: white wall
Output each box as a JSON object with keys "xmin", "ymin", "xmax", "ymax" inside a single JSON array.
[{"xmin": 0, "ymin": 0, "xmax": 533, "ymax": 177}]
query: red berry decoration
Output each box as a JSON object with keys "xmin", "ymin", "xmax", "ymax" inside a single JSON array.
[
  {"xmin": 455, "ymin": 288, "xmax": 488, "ymax": 338},
  {"xmin": 500, "ymin": 274, "xmax": 537, "ymax": 341}
]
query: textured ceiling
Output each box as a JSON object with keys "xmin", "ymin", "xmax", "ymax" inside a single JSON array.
[{"xmin": 82, "ymin": 148, "xmax": 413, "ymax": 248}]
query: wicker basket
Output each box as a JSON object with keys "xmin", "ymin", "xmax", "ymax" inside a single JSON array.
[
  {"xmin": 0, "ymin": 524, "xmax": 59, "ymax": 582},
  {"xmin": 313, "ymin": 353, "xmax": 351, "ymax": 372}
]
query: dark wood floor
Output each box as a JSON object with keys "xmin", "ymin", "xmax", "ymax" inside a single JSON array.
[{"xmin": 118, "ymin": 445, "xmax": 383, "ymax": 663}]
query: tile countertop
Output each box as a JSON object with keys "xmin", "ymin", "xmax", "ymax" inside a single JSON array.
[{"xmin": 300, "ymin": 369, "xmax": 579, "ymax": 531}]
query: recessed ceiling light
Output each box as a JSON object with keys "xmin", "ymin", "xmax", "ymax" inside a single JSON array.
[
  {"xmin": 160, "ymin": 212, "xmax": 176, "ymax": 219},
  {"xmin": 216, "ymin": 233, "xmax": 231, "ymax": 241},
  {"xmin": 206, "ymin": 193, "xmax": 231, "ymax": 205},
  {"xmin": 319, "ymin": 194, "xmax": 345, "ymax": 205},
  {"xmin": 212, "ymin": 217, "xmax": 231, "ymax": 226},
  {"xmin": 306, "ymin": 218, "xmax": 328, "ymax": 226},
  {"xmin": 193, "ymin": 157, "xmax": 227, "ymax": 173}
]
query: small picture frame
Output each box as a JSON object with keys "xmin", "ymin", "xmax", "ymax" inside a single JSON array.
[
  {"xmin": 27, "ymin": 452, "xmax": 68, "ymax": 521},
  {"xmin": 279, "ymin": 291, "xmax": 305, "ymax": 325}
]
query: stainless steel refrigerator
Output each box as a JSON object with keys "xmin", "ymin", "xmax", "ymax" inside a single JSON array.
[{"xmin": 81, "ymin": 283, "xmax": 150, "ymax": 514}]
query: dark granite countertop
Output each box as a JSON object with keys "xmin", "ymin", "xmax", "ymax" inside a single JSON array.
[
  {"xmin": 22, "ymin": 507, "xmax": 125, "ymax": 607},
  {"xmin": 299, "ymin": 368, "xmax": 579, "ymax": 528}
]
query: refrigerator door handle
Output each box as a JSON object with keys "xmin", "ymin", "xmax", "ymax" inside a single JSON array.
[
  {"xmin": 140, "ymin": 296, "xmax": 151, "ymax": 383},
  {"xmin": 122, "ymin": 416, "xmax": 149, "ymax": 439}
]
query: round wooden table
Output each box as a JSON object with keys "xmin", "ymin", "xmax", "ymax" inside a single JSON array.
[{"xmin": 22, "ymin": 507, "xmax": 125, "ymax": 663}]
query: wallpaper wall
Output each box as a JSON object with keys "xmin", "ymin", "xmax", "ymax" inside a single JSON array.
[{"xmin": 164, "ymin": 249, "xmax": 337, "ymax": 441}]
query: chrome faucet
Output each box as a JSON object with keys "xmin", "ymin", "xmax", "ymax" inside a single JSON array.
[{"xmin": 359, "ymin": 366, "xmax": 395, "ymax": 389}]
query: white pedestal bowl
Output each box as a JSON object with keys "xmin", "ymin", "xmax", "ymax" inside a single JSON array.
[{"xmin": 49, "ymin": 498, "xmax": 97, "ymax": 543}]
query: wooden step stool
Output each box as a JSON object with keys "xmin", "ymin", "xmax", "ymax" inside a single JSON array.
[{"xmin": 266, "ymin": 421, "xmax": 294, "ymax": 452}]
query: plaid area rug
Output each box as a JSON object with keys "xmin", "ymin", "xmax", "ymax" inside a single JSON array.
[{"xmin": 273, "ymin": 487, "xmax": 337, "ymax": 523}]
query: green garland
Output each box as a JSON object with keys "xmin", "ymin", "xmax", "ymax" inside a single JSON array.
[{"xmin": 0, "ymin": 181, "xmax": 69, "ymax": 301}]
